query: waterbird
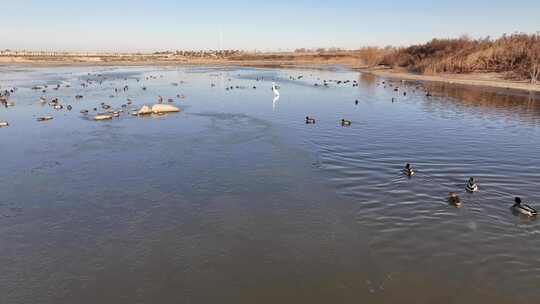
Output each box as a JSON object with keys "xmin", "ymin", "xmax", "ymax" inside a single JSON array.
[
  {"xmin": 305, "ymin": 116, "xmax": 316, "ymax": 124},
  {"xmin": 355, "ymin": 100, "xmax": 359, "ymax": 105},
  {"xmin": 0, "ymin": 121, "xmax": 9, "ymax": 127},
  {"xmin": 341, "ymin": 119, "xmax": 352, "ymax": 126},
  {"xmin": 466, "ymin": 178, "xmax": 479, "ymax": 193},
  {"xmin": 512, "ymin": 197, "xmax": 537, "ymax": 217},
  {"xmin": 272, "ymin": 82, "xmax": 280, "ymax": 97},
  {"xmin": 403, "ymin": 163, "xmax": 415, "ymax": 177},
  {"xmin": 36, "ymin": 116, "xmax": 53, "ymax": 122},
  {"xmin": 448, "ymin": 193, "xmax": 462, "ymax": 208}
]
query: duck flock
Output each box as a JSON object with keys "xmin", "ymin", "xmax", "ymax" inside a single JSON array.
[
  {"xmin": 0, "ymin": 69, "xmax": 537, "ymax": 217},
  {"xmin": 0, "ymin": 72, "xmax": 182, "ymax": 126}
]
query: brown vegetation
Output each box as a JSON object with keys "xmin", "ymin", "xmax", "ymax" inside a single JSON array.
[{"xmin": 379, "ymin": 33, "xmax": 540, "ymax": 83}]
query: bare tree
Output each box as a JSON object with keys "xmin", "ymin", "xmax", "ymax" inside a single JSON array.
[
  {"xmin": 531, "ymin": 61, "xmax": 540, "ymax": 84},
  {"xmin": 527, "ymin": 34, "xmax": 540, "ymax": 84}
]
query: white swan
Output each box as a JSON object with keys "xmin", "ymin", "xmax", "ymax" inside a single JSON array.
[{"xmin": 272, "ymin": 82, "xmax": 280, "ymax": 97}]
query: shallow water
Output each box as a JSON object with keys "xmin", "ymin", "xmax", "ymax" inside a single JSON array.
[{"xmin": 1, "ymin": 66, "xmax": 539, "ymax": 304}]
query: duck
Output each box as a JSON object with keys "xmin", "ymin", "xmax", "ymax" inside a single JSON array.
[
  {"xmin": 355, "ymin": 100, "xmax": 359, "ymax": 105},
  {"xmin": 341, "ymin": 119, "xmax": 352, "ymax": 126},
  {"xmin": 403, "ymin": 163, "xmax": 415, "ymax": 177},
  {"xmin": 305, "ymin": 116, "xmax": 316, "ymax": 124},
  {"xmin": 512, "ymin": 197, "xmax": 537, "ymax": 217},
  {"xmin": 448, "ymin": 192, "xmax": 462, "ymax": 207},
  {"xmin": 36, "ymin": 116, "xmax": 53, "ymax": 122},
  {"xmin": 0, "ymin": 121, "xmax": 9, "ymax": 127},
  {"xmin": 465, "ymin": 177, "xmax": 478, "ymax": 193}
]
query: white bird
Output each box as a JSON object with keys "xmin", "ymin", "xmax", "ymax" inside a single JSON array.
[{"xmin": 272, "ymin": 82, "xmax": 280, "ymax": 97}]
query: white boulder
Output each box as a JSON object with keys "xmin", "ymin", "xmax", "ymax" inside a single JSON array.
[{"xmin": 152, "ymin": 104, "xmax": 180, "ymax": 114}]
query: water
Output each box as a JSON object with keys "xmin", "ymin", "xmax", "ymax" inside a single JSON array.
[{"xmin": 1, "ymin": 66, "xmax": 539, "ymax": 304}]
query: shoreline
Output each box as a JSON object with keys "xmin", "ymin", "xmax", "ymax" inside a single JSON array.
[
  {"xmin": 2, "ymin": 57, "xmax": 540, "ymax": 93},
  {"xmin": 358, "ymin": 67, "xmax": 540, "ymax": 93}
]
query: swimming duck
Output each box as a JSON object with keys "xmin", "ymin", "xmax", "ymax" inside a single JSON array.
[
  {"xmin": 0, "ymin": 121, "xmax": 9, "ymax": 127},
  {"xmin": 512, "ymin": 197, "xmax": 537, "ymax": 217},
  {"xmin": 403, "ymin": 163, "xmax": 415, "ymax": 177},
  {"xmin": 80, "ymin": 110, "xmax": 89, "ymax": 114},
  {"xmin": 305, "ymin": 116, "xmax": 316, "ymax": 124},
  {"xmin": 355, "ymin": 100, "xmax": 359, "ymax": 105},
  {"xmin": 466, "ymin": 177, "xmax": 478, "ymax": 193},
  {"xmin": 36, "ymin": 116, "xmax": 53, "ymax": 122},
  {"xmin": 448, "ymin": 192, "xmax": 462, "ymax": 207},
  {"xmin": 341, "ymin": 119, "xmax": 352, "ymax": 126}
]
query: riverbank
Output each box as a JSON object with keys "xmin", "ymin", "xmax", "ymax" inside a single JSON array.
[{"xmin": 361, "ymin": 67, "xmax": 540, "ymax": 93}]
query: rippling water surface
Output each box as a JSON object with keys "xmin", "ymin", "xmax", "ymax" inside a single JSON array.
[{"xmin": 1, "ymin": 66, "xmax": 539, "ymax": 304}]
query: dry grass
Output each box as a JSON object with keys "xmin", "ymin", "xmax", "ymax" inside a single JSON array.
[{"xmin": 380, "ymin": 33, "xmax": 540, "ymax": 83}]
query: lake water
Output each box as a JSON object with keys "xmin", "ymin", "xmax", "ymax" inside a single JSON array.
[{"xmin": 1, "ymin": 66, "xmax": 539, "ymax": 304}]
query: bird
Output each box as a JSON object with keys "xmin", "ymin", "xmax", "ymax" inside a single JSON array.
[
  {"xmin": 512, "ymin": 197, "xmax": 537, "ymax": 217},
  {"xmin": 272, "ymin": 82, "xmax": 280, "ymax": 97},
  {"xmin": 305, "ymin": 116, "xmax": 316, "ymax": 124},
  {"xmin": 36, "ymin": 116, "xmax": 53, "ymax": 122},
  {"xmin": 448, "ymin": 193, "xmax": 462, "ymax": 207},
  {"xmin": 341, "ymin": 119, "xmax": 352, "ymax": 126},
  {"xmin": 466, "ymin": 178, "xmax": 479, "ymax": 193},
  {"xmin": 403, "ymin": 163, "xmax": 415, "ymax": 177}
]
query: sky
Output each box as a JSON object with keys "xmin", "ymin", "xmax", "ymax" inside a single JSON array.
[{"xmin": 1, "ymin": 0, "xmax": 539, "ymax": 52}]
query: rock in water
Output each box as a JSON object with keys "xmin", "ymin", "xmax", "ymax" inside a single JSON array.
[
  {"xmin": 152, "ymin": 104, "xmax": 180, "ymax": 114},
  {"xmin": 94, "ymin": 114, "xmax": 113, "ymax": 121},
  {"xmin": 137, "ymin": 105, "xmax": 153, "ymax": 115}
]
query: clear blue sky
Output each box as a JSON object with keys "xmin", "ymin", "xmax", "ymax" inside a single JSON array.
[{"xmin": 1, "ymin": 0, "xmax": 539, "ymax": 52}]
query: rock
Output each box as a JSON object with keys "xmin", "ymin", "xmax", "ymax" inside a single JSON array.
[
  {"xmin": 94, "ymin": 114, "xmax": 112, "ymax": 121},
  {"xmin": 138, "ymin": 105, "xmax": 152, "ymax": 115},
  {"xmin": 152, "ymin": 104, "xmax": 180, "ymax": 114}
]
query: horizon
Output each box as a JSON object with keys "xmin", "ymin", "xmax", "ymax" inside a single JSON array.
[{"xmin": 1, "ymin": 0, "xmax": 540, "ymax": 52}]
